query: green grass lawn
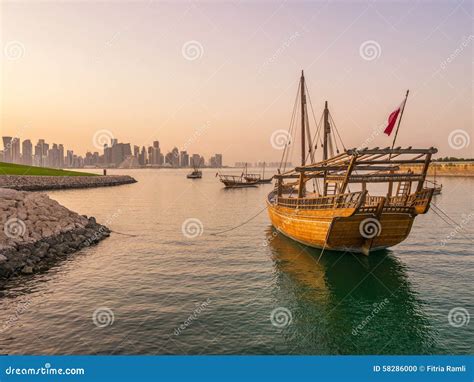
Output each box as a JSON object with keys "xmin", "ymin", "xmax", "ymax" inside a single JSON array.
[{"xmin": 0, "ymin": 162, "xmax": 97, "ymax": 176}]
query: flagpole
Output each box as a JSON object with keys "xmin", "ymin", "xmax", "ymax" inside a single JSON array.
[{"xmin": 390, "ymin": 89, "xmax": 409, "ymax": 154}]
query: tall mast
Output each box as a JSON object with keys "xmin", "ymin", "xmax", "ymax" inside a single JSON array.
[
  {"xmin": 323, "ymin": 101, "xmax": 329, "ymax": 162},
  {"xmin": 300, "ymin": 71, "xmax": 306, "ymax": 166}
]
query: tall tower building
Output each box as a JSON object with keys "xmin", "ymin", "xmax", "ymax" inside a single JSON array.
[
  {"xmin": 2, "ymin": 137, "xmax": 13, "ymax": 163},
  {"xmin": 22, "ymin": 139, "xmax": 33, "ymax": 165}
]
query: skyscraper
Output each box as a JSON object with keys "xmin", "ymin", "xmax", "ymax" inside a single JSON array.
[
  {"xmin": 11, "ymin": 138, "xmax": 21, "ymax": 164},
  {"xmin": 180, "ymin": 151, "xmax": 189, "ymax": 167},
  {"xmin": 2, "ymin": 137, "xmax": 12, "ymax": 163},
  {"xmin": 22, "ymin": 139, "xmax": 33, "ymax": 165}
]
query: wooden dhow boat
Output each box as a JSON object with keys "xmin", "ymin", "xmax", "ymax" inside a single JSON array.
[
  {"xmin": 218, "ymin": 174, "xmax": 258, "ymax": 188},
  {"xmin": 267, "ymin": 71, "xmax": 437, "ymax": 255},
  {"xmin": 187, "ymin": 158, "xmax": 203, "ymax": 179}
]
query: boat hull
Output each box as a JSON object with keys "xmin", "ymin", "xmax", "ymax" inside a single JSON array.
[{"xmin": 266, "ymin": 201, "xmax": 415, "ymax": 254}]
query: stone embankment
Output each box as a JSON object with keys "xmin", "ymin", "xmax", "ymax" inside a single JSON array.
[
  {"xmin": 0, "ymin": 188, "xmax": 110, "ymax": 280},
  {"xmin": 400, "ymin": 162, "xmax": 474, "ymax": 177},
  {"xmin": 0, "ymin": 175, "xmax": 136, "ymax": 191}
]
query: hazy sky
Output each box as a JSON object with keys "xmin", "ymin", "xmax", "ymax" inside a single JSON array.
[{"xmin": 1, "ymin": 0, "xmax": 472, "ymax": 164}]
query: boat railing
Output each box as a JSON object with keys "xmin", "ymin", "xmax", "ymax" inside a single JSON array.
[
  {"xmin": 219, "ymin": 175, "xmax": 243, "ymax": 181},
  {"xmin": 277, "ymin": 191, "xmax": 363, "ymax": 210},
  {"xmin": 407, "ymin": 188, "xmax": 433, "ymax": 207}
]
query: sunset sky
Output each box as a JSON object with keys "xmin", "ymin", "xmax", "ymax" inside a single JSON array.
[{"xmin": 1, "ymin": 0, "xmax": 472, "ymax": 164}]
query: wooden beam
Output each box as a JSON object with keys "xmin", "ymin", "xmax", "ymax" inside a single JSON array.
[
  {"xmin": 295, "ymin": 165, "xmax": 400, "ymax": 172},
  {"xmin": 327, "ymin": 173, "xmax": 423, "ymax": 183},
  {"xmin": 339, "ymin": 155, "xmax": 357, "ymax": 194},
  {"xmin": 416, "ymin": 152, "xmax": 432, "ymax": 192},
  {"xmin": 346, "ymin": 147, "xmax": 437, "ymax": 155}
]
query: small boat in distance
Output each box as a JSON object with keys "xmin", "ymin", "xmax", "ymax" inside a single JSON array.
[
  {"xmin": 218, "ymin": 174, "xmax": 259, "ymax": 188},
  {"xmin": 187, "ymin": 159, "xmax": 203, "ymax": 179},
  {"xmin": 267, "ymin": 71, "xmax": 438, "ymax": 255},
  {"xmin": 244, "ymin": 162, "xmax": 273, "ymax": 184},
  {"xmin": 218, "ymin": 163, "xmax": 259, "ymax": 188},
  {"xmin": 425, "ymin": 165, "xmax": 442, "ymax": 195}
]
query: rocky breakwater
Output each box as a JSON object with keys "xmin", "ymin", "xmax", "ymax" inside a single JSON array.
[
  {"xmin": 0, "ymin": 188, "xmax": 110, "ymax": 280},
  {"xmin": 0, "ymin": 174, "xmax": 137, "ymax": 191}
]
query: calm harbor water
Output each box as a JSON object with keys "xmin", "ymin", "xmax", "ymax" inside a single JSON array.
[{"xmin": 0, "ymin": 169, "xmax": 472, "ymax": 355}]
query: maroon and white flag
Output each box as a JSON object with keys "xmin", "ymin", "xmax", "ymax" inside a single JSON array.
[{"xmin": 384, "ymin": 99, "xmax": 406, "ymax": 136}]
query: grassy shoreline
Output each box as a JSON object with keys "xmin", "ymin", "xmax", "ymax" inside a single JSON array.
[{"xmin": 0, "ymin": 162, "xmax": 97, "ymax": 177}]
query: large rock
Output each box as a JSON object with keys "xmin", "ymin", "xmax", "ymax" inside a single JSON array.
[{"xmin": 0, "ymin": 188, "xmax": 110, "ymax": 281}]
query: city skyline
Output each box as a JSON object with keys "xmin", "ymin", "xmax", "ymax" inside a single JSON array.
[
  {"xmin": 1, "ymin": 2, "xmax": 471, "ymax": 163},
  {"xmin": 0, "ymin": 135, "xmax": 224, "ymax": 169}
]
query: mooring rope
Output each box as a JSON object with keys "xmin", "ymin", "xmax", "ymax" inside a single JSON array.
[
  {"xmin": 429, "ymin": 204, "xmax": 473, "ymax": 243},
  {"xmin": 210, "ymin": 204, "xmax": 269, "ymax": 236},
  {"xmin": 110, "ymin": 230, "xmax": 139, "ymax": 237}
]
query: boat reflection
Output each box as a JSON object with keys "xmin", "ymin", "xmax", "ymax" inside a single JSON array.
[{"xmin": 264, "ymin": 227, "xmax": 441, "ymax": 354}]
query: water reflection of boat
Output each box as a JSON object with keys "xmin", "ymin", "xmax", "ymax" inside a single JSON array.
[{"xmin": 265, "ymin": 227, "xmax": 439, "ymax": 354}]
